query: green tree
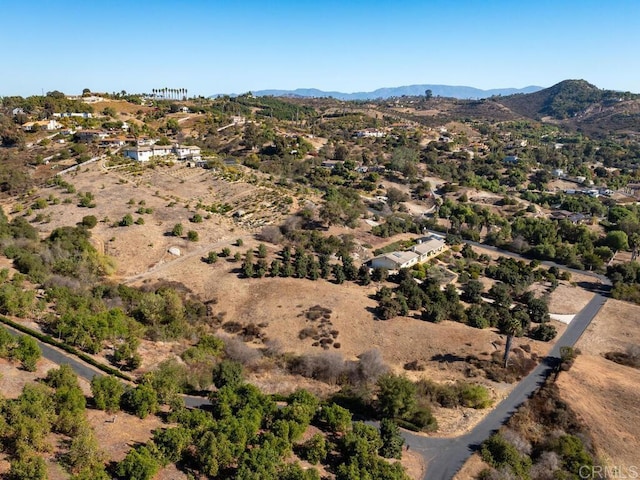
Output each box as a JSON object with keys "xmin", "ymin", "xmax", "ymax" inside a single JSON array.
[
  {"xmin": 81, "ymin": 215, "xmax": 98, "ymax": 228},
  {"xmin": 463, "ymin": 279, "xmax": 484, "ymax": 303},
  {"xmin": 171, "ymin": 223, "xmax": 183, "ymax": 237},
  {"xmin": 257, "ymin": 243, "xmax": 268, "ymax": 258},
  {"xmin": 376, "ymin": 374, "xmax": 416, "ymax": 420},
  {"xmin": 480, "ymin": 433, "xmax": 531, "ymax": 478},
  {"xmin": 379, "ymin": 418, "xmax": 404, "ymax": 459},
  {"xmin": 243, "ymin": 250, "xmax": 255, "ymax": 277},
  {"xmin": 122, "ymin": 384, "xmax": 158, "ymax": 419},
  {"xmin": 91, "ymin": 375, "xmax": 124, "ymax": 413},
  {"xmin": 212, "ymin": 359, "xmax": 244, "ymax": 389},
  {"xmin": 66, "ymin": 423, "xmax": 106, "ymax": 476},
  {"xmin": 605, "ymin": 230, "xmax": 629, "ymax": 251},
  {"xmin": 153, "ymin": 427, "xmax": 192, "ymax": 465},
  {"xmin": 9, "ymin": 455, "xmax": 47, "ymax": 480},
  {"xmin": 300, "ymin": 433, "xmax": 327, "ymax": 465},
  {"xmin": 13, "ymin": 335, "xmax": 40, "ymax": 371},
  {"xmin": 116, "ymin": 445, "xmax": 160, "ymax": 480},
  {"xmin": 205, "ymin": 251, "xmax": 218, "ymax": 264},
  {"xmin": 187, "ymin": 230, "xmax": 199, "ymax": 241},
  {"xmin": 499, "ymin": 313, "xmax": 525, "ymax": 368},
  {"xmin": 320, "ymin": 403, "xmax": 352, "ymax": 434}
]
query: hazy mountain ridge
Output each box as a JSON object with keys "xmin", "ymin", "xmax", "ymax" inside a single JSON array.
[{"xmin": 214, "ymin": 84, "xmax": 544, "ymax": 100}]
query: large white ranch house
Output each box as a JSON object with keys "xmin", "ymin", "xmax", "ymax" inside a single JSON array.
[
  {"xmin": 124, "ymin": 144, "xmax": 201, "ymax": 162},
  {"xmin": 369, "ymin": 234, "xmax": 447, "ymax": 270}
]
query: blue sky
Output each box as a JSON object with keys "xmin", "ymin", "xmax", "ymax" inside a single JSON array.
[{"xmin": 2, "ymin": 0, "xmax": 639, "ymax": 96}]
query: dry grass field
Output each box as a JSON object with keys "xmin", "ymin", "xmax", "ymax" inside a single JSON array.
[{"xmin": 555, "ymin": 298, "xmax": 640, "ymax": 472}]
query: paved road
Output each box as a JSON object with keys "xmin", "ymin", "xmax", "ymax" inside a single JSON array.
[
  {"xmin": 3, "ymin": 323, "xmax": 109, "ymax": 382},
  {"xmin": 410, "ymin": 292, "xmax": 607, "ymax": 480}
]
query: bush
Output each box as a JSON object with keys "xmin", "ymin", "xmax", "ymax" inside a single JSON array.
[
  {"xmin": 121, "ymin": 384, "xmax": 158, "ymax": 419},
  {"xmin": 481, "ymin": 433, "xmax": 532, "ymax": 478},
  {"xmin": 204, "ymin": 251, "xmax": 218, "ymax": 264},
  {"xmin": 13, "ymin": 335, "xmax": 40, "ymax": 371},
  {"xmin": 81, "ymin": 215, "xmax": 98, "ymax": 228},
  {"xmin": 116, "ymin": 444, "xmax": 160, "ymax": 480},
  {"xmin": 91, "ymin": 375, "xmax": 124, "ymax": 413},
  {"xmin": 299, "ymin": 433, "xmax": 327, "ymax": 465},
  {"xmin": 530, "ymin": 323, "xmax": 557, "ymax": 341},
  {"xmin": 212, "ymin": 359, "xmax": 244, "ymax": 389},
  {"xmin": 187, "ymin": 230, "xmax": 199, "ymax": 242},
  {"xmin": 379, "ymin": 418, "xmax": 404, "ymax": 459},
  {"xmin": 171, "ymin": 223, "xmax": 183, "ymax": 237},
  {"xmin": 120, "ymin": 213, "xmax": 134, "ymax": 227}
]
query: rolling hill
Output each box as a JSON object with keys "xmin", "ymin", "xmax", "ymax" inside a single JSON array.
[{"xmin": 496, "ymin": 79, "xmax": 640, "ymax": 135}]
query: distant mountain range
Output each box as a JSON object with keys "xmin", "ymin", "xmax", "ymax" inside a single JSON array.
[{"xmin": 213, "ymin": 84, "xmax": 544, "ymax": 100}]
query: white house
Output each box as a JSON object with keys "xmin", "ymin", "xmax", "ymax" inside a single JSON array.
[
  {"xmin": 355, "ymin": 128, "xmax": 385, "ymax": 138},
  {"xmin": 369, "ymin": 234, "xmax": 446, "ymax": 270},
  {"xmin": 412, "ymin": 235, "xmax": 446, "ymax": 262},
  {"xmin": 174, "ymin": 145, "xmax": 202, "ymax": 161},
  {"xmin": 53, "ymin": 112, "xmax": 93, "ymax": 119},
  {"xmin": 75, "ymin": 130, "xmax": 109, "ymax": 142},
  {"xmin": 123, "ymin": 144, "xmax": 199, "ymax": 162},
  {"xmin": 370, "ymin": 251, "xmax": 420, "ymax": 270},
  {"xmin": 22, "ymin": 120, "xmax": 63, "ymax": 131},
  {"xmin": 12, "ymin": 108, "xmax": 24, "ymax": 116}
]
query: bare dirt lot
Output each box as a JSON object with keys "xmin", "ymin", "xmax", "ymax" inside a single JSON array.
[{"xmin": 576, "ymin": 298, "xmax": 640, "ymax": 354}]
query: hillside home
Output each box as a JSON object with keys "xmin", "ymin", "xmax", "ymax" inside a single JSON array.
[
  {"xmin": 370, "ymin": 251, "xmax": 420, "ymax": 270},
  {"xmin": 123, "ymin": 144, "xmax": 201, "ymax": 162},
  {"xmin": 355, "ymin": 128, "xmax": 385, "ymax": 138},
  {"xmin": 412, "ymin": 235, "xmax": 446, "ymax": 261},
  {"xmin": 369, "ymin": 234, "xmax": 446, "ymax": 271},
  {"xmin": 174, "ymin": 145, "xmax": 202, "ymax": 161},
  {"xmin": 22, "ymin": 120, "xmax": 63, "ymax": 131},
  {"xmin": 75, "ymin": 130, "xmax": 109, "ymax": 142},
  {"xmin": 503, "ymin": 155, "xmax": 519, "ymax": 165},
  {"xmin": 53, "ymin": 112, "xmax": 93, "ymax": 119}
]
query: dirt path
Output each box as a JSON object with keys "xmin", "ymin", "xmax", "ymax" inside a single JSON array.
[{"xmin": 121, "ymin": 233, "xmax": 253, "ymax": 284}]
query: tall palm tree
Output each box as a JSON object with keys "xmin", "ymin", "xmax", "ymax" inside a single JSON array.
[{"xmin": 500, "ymin": 313, "xmax": 525, "ymax": 368}]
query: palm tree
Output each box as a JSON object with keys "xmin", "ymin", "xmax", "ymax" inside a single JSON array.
[{"xmin": 499, "ymin": 313, "xmax": 525, "ymax": 368}]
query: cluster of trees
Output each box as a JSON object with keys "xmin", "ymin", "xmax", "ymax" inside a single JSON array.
[
  {"xmin": 607, "ymin": 261, "xmax": 640, "ymax": 303},
  {"xmin": 0, "ymin": 327, "xmax": 41, "ymax": 371},
  {"xmin": 376, "ymin": 251, "xmax": 558, "ymax": 369},
  {"xmin": 111, "ymin": 378, "xmax": 410, "ymax": 480},
  {"xmin": 0, "ymin": 365, "xmax": 108, "ymax": 480},
  {"xmin": 240, "ymin": 243, "xmax": 378, "ymax": 286}
]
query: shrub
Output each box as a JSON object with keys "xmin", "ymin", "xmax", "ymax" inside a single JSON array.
[
  {"xmin": 299, "ymin": 433, "xmax": 327, "ymax": 465},
  {"xmin": 481, "ymin": 433, "xmax": 532, "ymax": 478},
  {"xmin": 120, "ymin": 213, "xmax": 134, "ymax": 226},
  {"xmin": 187, "ymin": 230, "xmax": 199, "ymax": 242},
  {"xmin": 530, "ymin": 323, "xmax": 557, "ymax": 341},
  {"xmin": 171, "ymin": 223, "xmax": 183, "ymax": 237},
  {"xmin": 81, "ymin": 215, "xmax": 98, "ymax": 228}
]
